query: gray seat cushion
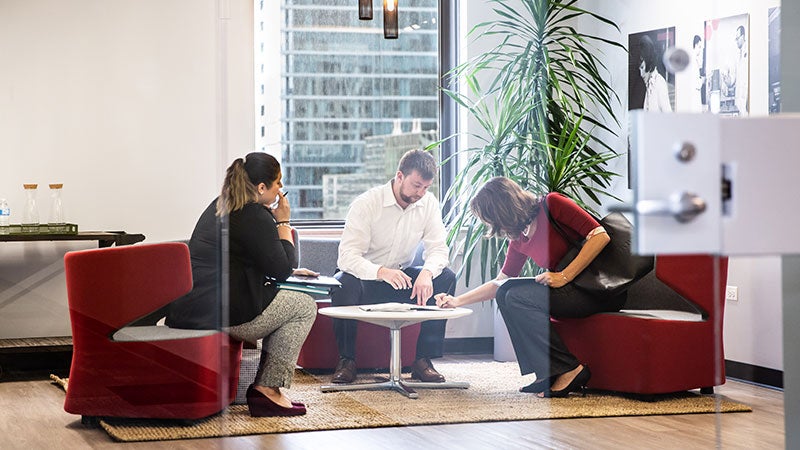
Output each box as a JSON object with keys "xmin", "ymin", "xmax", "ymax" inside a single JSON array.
[
  {"xmin": 112, "ymin": 325, "xmax": 218, "ymax": 342},
  {"xmin": 297, "ymin": 237, "xmax": 340, "ymax": 275}
]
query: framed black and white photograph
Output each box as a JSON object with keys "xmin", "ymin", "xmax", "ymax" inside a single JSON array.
[
  {"xmin": 688, "ymin": 28, "xmax": 708, "ymax": 112},
  {"xmin": 769, "ymin": 7, "xmax": 781, "ymax": 114},
  {"xmin": 628, "ymin": 27, "xmax": 676, "ymax": 112},
  {"xmin": 704, "ymin": 14, "xmax": 750, "ymax": 116}
]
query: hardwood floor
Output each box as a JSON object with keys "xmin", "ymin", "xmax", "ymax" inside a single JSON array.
[{"xmin": 0, "ymin": 355, "xmax": 784, "ymax": 449}]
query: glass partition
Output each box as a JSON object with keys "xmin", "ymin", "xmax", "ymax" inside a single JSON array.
[
  {"xmin": 0, "ymin": 0, "xmax": 788, "ymax": 447},
  {"xmin": 616, "ymin": 0, "xmax": 784, "ymax": 447}
]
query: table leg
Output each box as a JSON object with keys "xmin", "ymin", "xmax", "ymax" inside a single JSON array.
[
  {"xmin": 388, "ymin": 327, "xmax": 401, "ymax": 383},
  {"xmin": 319, "ymin": 324, "xmax": 469, "ymax": 398},
  {"xmin": 320, "ymin": 325, "xmax": 419, "ymax": 398}
]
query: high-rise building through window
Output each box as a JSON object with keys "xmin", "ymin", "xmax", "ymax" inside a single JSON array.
[{"xmin": 257, "ymin": 0, "xmax": 440, "ymax": 220}]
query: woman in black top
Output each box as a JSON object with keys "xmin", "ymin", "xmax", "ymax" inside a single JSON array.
[{"xmin": 167, "ymin": 152, "xmax": 316, "ymax": 417}]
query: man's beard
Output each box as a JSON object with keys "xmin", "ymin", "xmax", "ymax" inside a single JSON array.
[{"xmin": 400, "ymin": 192, "xmax": 421, "ymax": 204}]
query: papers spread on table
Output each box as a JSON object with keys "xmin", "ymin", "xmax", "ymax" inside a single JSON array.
[
  {"xmin": 359, "ymin": 302, "xmax": 451, "ymax": 312},
  {"xmin": 275, "ymin": 275, "xmax": 341, "ymax": 295},
  {"xmin": 491, "ymin": 277, "xmax": 538, "ymax": 287}
]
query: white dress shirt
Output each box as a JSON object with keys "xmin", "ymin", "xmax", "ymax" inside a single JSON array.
[
  {"xmin": 337, "ymin": 180, "xmax": 450, "ymax": 280},
  {"xmin": 643, "ymin": 71, "xmax": 672, "ymax": 112}
]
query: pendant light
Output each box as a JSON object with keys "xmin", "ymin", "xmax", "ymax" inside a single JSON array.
[
  {"xmin": 383, "ymin": 0, "xmax": 399, "ymax": 39},
  {"xmin": 359, "ymin": 0, "xmax": 373, "ymax": 20}
]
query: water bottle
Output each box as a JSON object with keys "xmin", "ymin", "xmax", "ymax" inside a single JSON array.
[{"xmin": 0, "ymin": 198, "xmax": 9, "ymax": 234}]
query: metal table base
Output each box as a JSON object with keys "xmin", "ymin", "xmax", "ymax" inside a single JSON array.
[{"xmin": 320, "ymin": 327, "xmax": 469, "ymax": 399}]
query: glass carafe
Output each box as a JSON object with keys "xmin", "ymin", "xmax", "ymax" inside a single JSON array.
[
  {"xmin": 22, "ymin": 183, "xmax": 39, "ymax": 226},
  {"xmin": 48, "ymin": 183, "xmax": 65, "ymax": 225}
]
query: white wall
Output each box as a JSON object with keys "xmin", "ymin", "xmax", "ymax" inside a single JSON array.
[{"xmin": 0, "ymin": 0, "xmax": 254, "ymax": 338}]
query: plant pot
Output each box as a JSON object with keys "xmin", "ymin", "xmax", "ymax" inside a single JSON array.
[{"xmin": 493, "ymin": 302, "xmax": 517, "ymax": 362}]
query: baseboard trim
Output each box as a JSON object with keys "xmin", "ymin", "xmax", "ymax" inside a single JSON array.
[
  {"xmin": 444, "ymin": 343, "xmax": 785, "ymax": 390},
  {"xmin": 443, "ymin": 337, "xmax": 493, "ymax": 355},
  {"xmin": 725, "ymin": 359, "xmax": 783, "ymax": 389}
]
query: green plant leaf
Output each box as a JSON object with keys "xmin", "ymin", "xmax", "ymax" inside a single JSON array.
[{"xmin": 437, "ymin": 0, "xmax": 623, "ymax": 285}]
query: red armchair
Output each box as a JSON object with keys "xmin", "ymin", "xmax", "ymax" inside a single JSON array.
[
  {"xmin": 553, "ymin": 255, "xmax": 728, "ymax": 396},
  {"xmin": 63, "ymin": 242, "xmax": 242, "ymax": 421}
]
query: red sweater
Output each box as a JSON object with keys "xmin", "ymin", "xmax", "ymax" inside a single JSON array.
[{"xmin": 501, "ymin": 193, "xmax": 600, "ymax": 276}]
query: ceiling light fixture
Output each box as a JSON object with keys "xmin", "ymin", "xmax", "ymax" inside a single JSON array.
[
  {"xmin": 358, "ymin": 0, "xmax": 373, "ymax": 20},
  {"xmin": 383, "ymin": 0, "xmax": 399, "ymax": 39}
]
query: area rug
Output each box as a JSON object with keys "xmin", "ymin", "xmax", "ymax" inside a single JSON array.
[{"xmin": 50, "ymin": 361, "xmax": 751, "ymax": 442}]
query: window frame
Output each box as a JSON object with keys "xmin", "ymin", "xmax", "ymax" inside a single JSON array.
[{"xmin": 269, "ymin": 0, "xmax": 459, "ymax": 229}]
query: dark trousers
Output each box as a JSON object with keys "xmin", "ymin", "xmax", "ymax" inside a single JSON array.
[
  {"xmin": 495, "ymin": 279, "xmax": 626, "ymax": 379},
  {"xmin": 331, "ymin": 267, "xmax": 456, "ymax": 361}
]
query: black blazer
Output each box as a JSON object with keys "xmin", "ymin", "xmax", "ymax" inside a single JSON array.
[{"xmin": 167, "ymin": 199, "xmax": 297, "ymax": 329}]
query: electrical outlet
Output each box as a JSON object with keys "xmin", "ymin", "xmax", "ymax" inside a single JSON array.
[{"xmin": 726, "ymin": 286, "xmax": 739, "ymax": 302}]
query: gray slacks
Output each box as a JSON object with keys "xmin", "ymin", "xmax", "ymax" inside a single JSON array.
[{"xmin": 226, "ymin": 290, "xmax": 316, "ymax": 388}]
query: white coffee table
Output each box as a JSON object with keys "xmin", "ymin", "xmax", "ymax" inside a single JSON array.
[{"xmin": 318, "ymin": 305, "xmax": 473, "ymax": 399}]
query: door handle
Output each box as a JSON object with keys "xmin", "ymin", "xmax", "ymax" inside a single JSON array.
[{"xmin": 636, "ymin": 191, "xmax": 707, "ymax": 223}]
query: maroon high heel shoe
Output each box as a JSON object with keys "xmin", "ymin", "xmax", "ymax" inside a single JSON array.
[{"xmin": 246, "ymin": 384, "xmax": 306, "ymax": 417}]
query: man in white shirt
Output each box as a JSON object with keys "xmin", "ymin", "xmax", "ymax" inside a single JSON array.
[{"xmin": 330, "ymin": 149, "xmax": 455, "ymax": 384}]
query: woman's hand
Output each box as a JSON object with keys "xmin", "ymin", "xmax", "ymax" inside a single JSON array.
[
  {"xmin": 534, "ymin": 271, "xmax": 569, "ymax": 288},
  {"xmin": 434, "ymin": 293, "xmax": 462, "ymax": 308},
  {"xmin": 292, "ymin": 267, "xmax": 319, "ymax": 277},
  {"xmin": 272, "ymin": 192, "xmax": 291, "ymax": 223}
]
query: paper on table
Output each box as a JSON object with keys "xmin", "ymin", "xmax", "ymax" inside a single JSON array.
[{"xmin": 358, "ymin": 302, "xmax": 450, "ymax": 312}]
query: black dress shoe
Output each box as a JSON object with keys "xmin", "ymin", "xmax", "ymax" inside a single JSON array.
[
  {"xmin": 331, "ymin": 357, "xmax": 357, "ymax": 384},
  {"xmin": 520, "ymin": 376, "xmax": 553, "ymax": 393},
  {"xmin": 411, "ymin": 357, "xmax": 445, "ymax": 382},
  {"xmin": 542, "ymin": 366, "xmax": 591, "ymax": 398}
]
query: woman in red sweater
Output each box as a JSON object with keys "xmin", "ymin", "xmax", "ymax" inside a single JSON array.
[{"xmin": 435, "ymin": 177, "xmax": 626, "ymax": 397}]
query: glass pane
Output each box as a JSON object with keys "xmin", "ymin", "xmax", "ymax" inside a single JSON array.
[
  {"xmin": 0, "ymin": 0, "xmax": 236, "ymax": 434},
  {"xmin": 459, "ymin": 0, "xmax": 781, "ymax": 447},
  {"xmin": 624, "ymin": 0, "xmax": 783, "ymax": 447},
  {"xmin": 272, "ymin": 0, "xmax": 440, "ymax": 220}
]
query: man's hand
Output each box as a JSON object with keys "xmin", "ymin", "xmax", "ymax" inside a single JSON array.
[
  {"xmin": 377, "ymin": 267, "xmax": 413, "ymax": 291},
  {"xmin": 410, "ymin": 269, "xmax": 433, "ymax": 305}
]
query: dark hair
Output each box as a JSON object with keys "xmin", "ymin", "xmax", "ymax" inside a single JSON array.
[
  {"xmin": 216, "ymin": 152, "xmax": 281, "ymax": 216},
  {"xmin": 639, "ymin": 35, "xmax": 658, "ymax": 72},
  {"xmin": 736, "ymin": 25, "xmax": 745, "ymax": 39},
  {"xmin": 693, "ymin": 35, "xmax": 702, "ymax": 47},
  {"xmin": 470, "ymin": 177, "xmax": 540, "ymax": 239},
  {"xmin": 397, "ymin": 149, "xmax": 436, "ymax": 180}
]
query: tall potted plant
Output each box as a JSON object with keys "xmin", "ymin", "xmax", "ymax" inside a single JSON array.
[
  {"xmin": 437, "ymin": 0, "xmax": 624, "ymax": 361},
  {"xmin": 441, "ymin": 0, "xmax": 625, "ymax": 285}
]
